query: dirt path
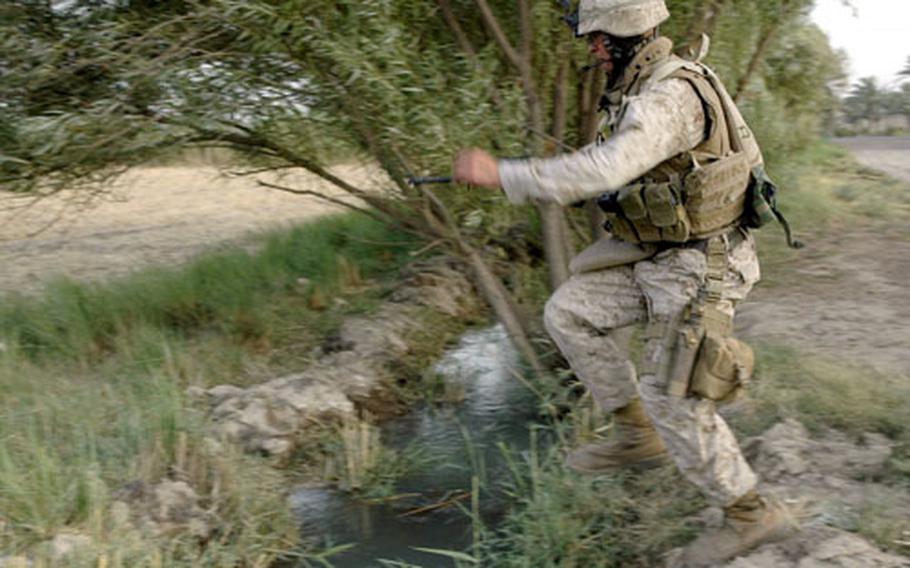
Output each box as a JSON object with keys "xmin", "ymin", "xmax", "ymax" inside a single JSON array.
[
  {"xmin": 738, "ymin": 137, "xmax": 910, "ymax": 379},
  {"xmin": 0, "ymin": 163, "xmax": 385, "ymax": 295},
  {"xmin": 834, "ymin": 136, "xmax": 910, "ymax": 182}
]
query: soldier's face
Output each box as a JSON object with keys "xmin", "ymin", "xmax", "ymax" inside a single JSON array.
[{"xmin": 587, "ymin": 32, "xmax": 615, "ymax": 75}]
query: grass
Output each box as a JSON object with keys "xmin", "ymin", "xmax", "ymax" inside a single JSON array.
[
  {"xmin": 755, "ymin": 140, "xmax": 910, "ymax": 274},
  {"xmin": 0, "ymin": 212, "xmax": 425, "ymax": 565},
  {"xmin": 730, "ymin": 343, "xmax": 910, "ymax": 440},
  {"xmin": 474, "ymin": 435, "xmax": 705, "ymax": 568},
  {"xmin": 0, "ymin": 213, "xmax": 419, "ymax": 365}
]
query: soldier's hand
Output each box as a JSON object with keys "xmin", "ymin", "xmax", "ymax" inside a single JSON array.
[{"xmin": 453, "ymin": 148, "xmax": 502, "ymax": 189}]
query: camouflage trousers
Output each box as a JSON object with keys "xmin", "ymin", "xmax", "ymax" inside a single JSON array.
[{"xmin": 544, "ymin": 232, "xmax": 761, "ymax": 506}]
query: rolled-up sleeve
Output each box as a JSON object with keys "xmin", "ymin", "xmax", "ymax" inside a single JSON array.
[{"xmin": 500, "ymin": 78, "xmax": 706, "ymax": 206}]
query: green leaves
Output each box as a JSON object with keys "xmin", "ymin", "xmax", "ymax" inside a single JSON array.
[{"xmin": 0, "ymin": 0, "xmax": 847, "ymax": 207}]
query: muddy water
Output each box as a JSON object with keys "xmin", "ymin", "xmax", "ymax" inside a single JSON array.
[{"xmin": 290, "ymin": 326, "xmax": 542, "ymax": 567}]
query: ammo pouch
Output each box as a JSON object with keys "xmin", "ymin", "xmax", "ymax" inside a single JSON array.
[
  {"xmin": 601, "ymin": 155, "xmax": 802, "ymax": 250},
  {"xmin": 599, "ymin": 152, "xmax": 751, "ymax": 245},
  {"xmin": 665, "ymin": 325, "xmax": 755, "ymax": 404},
  {"xmin": 688, "ymin": 331, "xmax": 754, "ymax": 404},
  {"xmin": 600, "ymin": 180, "xmax": 693, "ymax": 244}
]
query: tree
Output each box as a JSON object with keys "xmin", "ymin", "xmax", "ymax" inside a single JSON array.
[{"xmin": 844, "ymin": 77, "xmax": 885, "ymax": 124}]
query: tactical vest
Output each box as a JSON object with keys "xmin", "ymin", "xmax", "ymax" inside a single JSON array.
[{"xmin": 599, "ymin": 48, "xmax": 759, "ymax": 245}]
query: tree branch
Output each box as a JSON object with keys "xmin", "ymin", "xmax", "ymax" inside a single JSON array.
[
  {"xmin": 733, "ymin": 0, "xmax": 794, "ymax": 103},
  {"xmin": 436, "ymin": 0, "xmax": 477, "ymax": 58},
  {"xmin": 255, "ymin": 180, "xmax": 389, "ymax": 225},
  {"xmin": 474, "ymin": 0, "xmax": 522, "ymax": 69}
]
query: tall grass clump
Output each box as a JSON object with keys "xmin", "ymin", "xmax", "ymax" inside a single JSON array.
[
  {"xmin": 463, "ymin": 428, "xmax": 704, "ymax": 567},
  {"xmin": 0, "ymin": 213, "xmax": 418, "ymax": 364},
  {"xmin": 0, "ymin": 343, "xmax": 298, "ymax": 566}
]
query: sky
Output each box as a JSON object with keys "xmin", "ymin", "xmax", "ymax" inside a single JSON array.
[{"xmin": 810, "ymin": 0, "xmax": 910, "ymax": 89}]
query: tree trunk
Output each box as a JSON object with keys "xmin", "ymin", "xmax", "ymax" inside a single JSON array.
[
  {"xmin": 463, "ymin": 247, "xmax": 546, "ymax": 376},
  {"xmin": 474, "ymin": 0, "xmax": 571, "ymax": 289},
  {"xmin": 733, "ymin": 0, "xmax": 793, "ymax": 103},
  {"xmin": 578, "ymin": 68, "xmax": 607, "ymax": 240},
  {"xmin": 421, "ymin": 186, "xmax": 545, "ymax": 376},
  {"xmin": 539, "ymin": 203, "xmax": 572, "ymax": 289}
]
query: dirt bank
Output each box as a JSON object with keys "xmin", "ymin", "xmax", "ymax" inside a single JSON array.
[
  {"xmin": 0, "ymin": 163, "xmax": 385, "ymax": 295},
  {"xmin": 738, "ymin": 226, "xmax": 910, "ymax": 378},
  {"xmin": 738, "ymin": 137, "xmax": 910, "ymax": 379}
]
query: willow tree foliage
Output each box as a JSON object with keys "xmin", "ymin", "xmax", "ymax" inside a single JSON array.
[{"xmin": 0, "ymin": 0, "xmax": 843, "ymax": 366}]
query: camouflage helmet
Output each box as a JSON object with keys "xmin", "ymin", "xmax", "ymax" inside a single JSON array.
[{"xmin": 576, "ymin": 0, "xmax": 669, "ymax": 37}]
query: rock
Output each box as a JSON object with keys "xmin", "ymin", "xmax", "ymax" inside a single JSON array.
[
  {"xmin": 185, "ymin": 386, "xmax": 207, "ymax": 402},
  {"xmin": 203, "ymin": 255, "xmax": 478, "ymax": 458},
  {"xmin": 715, "ymin": 528, "xmax": 910, "ymax": 567},
  {"xmin": 390, "ymin": 257, "xmax": 479, "ymax": 319},
  {"xmin": 749, "ymin": 419, "xmax": 893, "ymax": 484},
  {"xmin": 0, "ymin": 556, "xmax": 30, "ymax": 568},
  {"xmin": 0, "ymin": 342, "xmax": 7, "ymax": 354},
  {"xmin": 725, "ymin": 548, "xmax": 789, "ymax": 567},
  {"xmin": 750, "ymin": 419, "xmax": 813, "ymax": 481},
  {"xmin": 111, "ymin": 480, "xmax": 211, "ymax": 540},
  {"xmin": 45, "ymin": 532, "xmax": 92, "ymax": 560},
  {"xmin": 260, "ymin": 437, "xmax": 293, "ymax": 456},
  {"xmin": 208, "ymin": 385, "xmax": 244, "ymax": 405},
  {"xmin": 149, "ymin": 480, "xmax": 210, "ymax": 538},
  {"xmin": 815, "ymin": 431, "xmax": 893, "ymax": 479},
  {"xmin": 336, "ymin": 306, "xmax": 415, "ymax": 359},
  {"xmin": 208, "ymin": 373, "xmax": 356, "ymax": 458}
]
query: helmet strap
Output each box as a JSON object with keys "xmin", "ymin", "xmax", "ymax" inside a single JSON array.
[{"xmin": 606, "ymin": 27, "xmax": 660, "ymax": 88}]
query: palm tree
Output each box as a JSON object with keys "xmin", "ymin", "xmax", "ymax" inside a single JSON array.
[{"xmin": 844, "ymin": 77, "xmax": 884, "ymax": 123}]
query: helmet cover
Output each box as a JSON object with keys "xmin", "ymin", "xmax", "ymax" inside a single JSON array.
[{"xmin": 577, "ymin": 0, "xmax": 669, "ymax": 37}]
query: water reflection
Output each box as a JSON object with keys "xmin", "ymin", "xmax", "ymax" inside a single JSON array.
[{"xmin": 290, "ymin": 325, "xmax": 540, "ymax": 567}]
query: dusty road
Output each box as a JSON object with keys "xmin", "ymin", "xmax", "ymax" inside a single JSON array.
[
  {"xmin": 834, "ymin": 136, "xmax": 910, "ymax": 182},
  {"xmin": 0, "ymin": 163, "xmax": 386, "ymax": 295}
]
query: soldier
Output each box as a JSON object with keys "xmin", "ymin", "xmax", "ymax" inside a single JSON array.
[{"xmin": 453, "ymin": 0, "xmax": 797, "ymax": 565}]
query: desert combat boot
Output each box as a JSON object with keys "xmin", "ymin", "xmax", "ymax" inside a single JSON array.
[
  {"xmin": 565, "ymin": 399, "xmax": 668, "ymax": 473},
  {"xmin": 670, "ymin": 489, "xmax": 798, "ymax": 567}
]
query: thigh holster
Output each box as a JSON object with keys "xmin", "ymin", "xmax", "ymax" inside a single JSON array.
[{"xmin": 664, "ymin": 236, "xmax": 755, "ymax": 403}]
